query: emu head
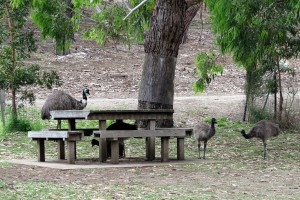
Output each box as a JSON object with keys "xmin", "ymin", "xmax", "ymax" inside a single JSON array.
[
  {"xmin": 211, "ymin": 118, "xmax": 217, "ymax": 124},
  {"xmin": 82, "ymin": 88, "xmax": 90, "ymax": 100},
  {"xmin": 83, "ymin": 88, "xmax": 90, "ymax": 95}
]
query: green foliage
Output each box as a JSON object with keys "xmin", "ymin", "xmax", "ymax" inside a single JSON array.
[
  {"xmin": 81, "ymin": 0, "xmax": 154, "ymax": 47},
  {"xmin": 193, "ymin": 51, "xmax": 223, "ymax": 93},
  {"xmin": 206, "ymin": 0, "xmax": 300, "ymax": 121},
  {"xmin": 29, "ymin": 0, "xmax": 75, "ymax": 54},
  {"xmin": 84, "ymin": 4, "xmax": 128, "ymax": 46},
  {"xmin": 204, "ymin": 116, "xmax": 228, "ymax": 127},
  {"xmin": 4, "ymin": 115, "xmax": 32, "ymax": 133},
  {"xmin": 0, "ymin": 1, "xmax": 62, "ymax": 118},
  {"xmin": 248, "ymin": 107, "xmax": 272, "ymax": 123}
]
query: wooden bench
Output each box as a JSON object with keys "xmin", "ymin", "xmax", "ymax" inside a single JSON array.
[
  {"xmin": 28, "ymin": 130, "xmax": 83, "ymax": 164},
  {"xmin": 93, "ymin": 128, "xmax": 193, "ymax": 164}
]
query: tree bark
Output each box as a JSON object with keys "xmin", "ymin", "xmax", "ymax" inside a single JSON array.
[{"xmin": 138, "ymin": 0, "xmax": 188, "ymax": 127}]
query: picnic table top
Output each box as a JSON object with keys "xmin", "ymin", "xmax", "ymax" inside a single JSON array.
[{"xmin": 50, "ymin": 109, "xmax": 174, "ymax": 120}]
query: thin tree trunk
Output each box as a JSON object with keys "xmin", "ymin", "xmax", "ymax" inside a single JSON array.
[
  {"xmin": 0, "ymin": 90, "xmax": 5, "ymax": 127},
  {"xmin": 273, "ymin": 70, "xmax": 277, "ymax": 120},
  {"xmin": 277, "ymin": 60, "xmax": 283, "ymax": 121}
]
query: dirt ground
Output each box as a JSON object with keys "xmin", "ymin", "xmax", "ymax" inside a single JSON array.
[{"xmin": 1, "ymin": 8, "xmax": 300, "ymax": 199}]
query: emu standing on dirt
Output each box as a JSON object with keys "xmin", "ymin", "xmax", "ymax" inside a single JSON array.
[
  {"xmin": 194, "ymin": 118, "xmax": 217, "ymax": 159},
  {"xmin": 41, "ymin": 88, "xmax": 90, "ymax": 127},
  {"xmin": 241, "ymin": 120, "xmax": 281, "ymax": 160}
]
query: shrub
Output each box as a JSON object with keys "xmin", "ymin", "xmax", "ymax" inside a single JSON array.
[
  {"xmin": 4, "ymin": 115, "xmax": 32, "ymax": 133},
  {"xmin": 249, "ymin": 107, "xmax": 272, "ymax": 123}
]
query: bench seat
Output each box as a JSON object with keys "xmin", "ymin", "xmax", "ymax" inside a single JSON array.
[
  {"xmin": 93, "ymin": 128, "xmax": 193, "ymax": 164},
  {"xmin": 28, "ymin": 130, "xmax": 83, "ymax": 164}
]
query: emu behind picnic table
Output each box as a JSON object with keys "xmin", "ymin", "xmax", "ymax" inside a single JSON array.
[{"xmin": 28, "ymin": 109, "xmax": 193, "ymax": 164}]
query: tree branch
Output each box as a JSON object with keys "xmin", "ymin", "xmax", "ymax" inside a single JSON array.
[{"xmin": 123, "ymin": 0, "xmax": 149, "ymax": 20}]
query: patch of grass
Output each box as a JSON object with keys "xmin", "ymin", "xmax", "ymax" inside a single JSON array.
[
  {"xmin": 0, "ymin": 181, "xmax": 101, "ymax": 200},
  {"xmin": 0, "ymin": 161, "xmax": 15, "ymax": 167}
]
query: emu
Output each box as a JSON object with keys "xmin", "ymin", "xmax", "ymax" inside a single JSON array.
[
  {"xmin": 41, "ymin": 88, "xmax": 90, "ymax": 128},
  {"xmin": 92, "ymin": 120, "xmax": 137, "ymax": 158},
  {"xmin": 241, "ymin": 120, "xmax": 281, "ymax": 160},
  {"xmin": 194, "ymin": 118, "xmax": 217, "ymax": 159}
]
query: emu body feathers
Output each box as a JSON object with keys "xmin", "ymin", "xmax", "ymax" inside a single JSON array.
[
  {"xmin": 241, "ymin": 120, "xmax": 281, "ymax": 159},
  {"xmin": 41, "ymin": 88, "xmax": 89, "ymax": 120},
  {"xmin": 194, "ymin": 118, "xmax": 217, "ymax": 159}
]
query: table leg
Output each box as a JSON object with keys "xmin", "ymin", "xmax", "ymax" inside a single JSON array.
[
  {"xmin": 161, "ymin": 137, "xmax": 169, "ymax": 162},
  {"xmin": 177, "ymin": 138, "xmax": 185, "ymax": 160},
  {"xmin": 67, "ymin": 141, "xmax": 76, "ymax": 164},
  {"xmin": 37, "ymin": 139, "xmax": 45, "ymax": 162},
  {"xmin": 99, "ymin": 120, "xmax": 107, "ymax": 162},
  {"xmin": 57, "ymin": 140, "xmax": 65, "ymax": 160},
  {"xmin": 110, "ymin": 140, "xmax": 119, "ymax": 164},
  {"xmin": 146, "ymin": 120, "xmax": 156, "ymax": 161}
]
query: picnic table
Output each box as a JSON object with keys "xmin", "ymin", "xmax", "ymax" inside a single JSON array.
[{"xmin": 28, "ymin": 109, "xmax": 193, "ymax": 164}]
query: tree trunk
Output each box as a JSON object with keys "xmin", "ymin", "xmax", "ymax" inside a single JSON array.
[
  {"xmin": 273, "ymin": 70, "xmax": 277, "ymax": 120},
  {"xmin": 277, "ymin": 60, "xmax": 283, "ymax": 122},
  {"xmin": 12, "ymin": 89, "xmax": 17, "ymax": 118},
  {"xmin": 182, "ymin": 3, "xmax": 202, "ymax": 43},
  {"xmin": 0, "ymin": 90, "xmax": 5, "ymax": 127},
  {"xmin": 138, "ymin": 0, "xmax": 188, "ymax": 127}
]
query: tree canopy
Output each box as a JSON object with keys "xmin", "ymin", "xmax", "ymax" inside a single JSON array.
[
  {"xmin": 0, "ymin": 0, "xmax": 61, "ymax": 118},
  {"xmin": 206, "ymin": 0, "xmax": 300, "ymax": 123}
]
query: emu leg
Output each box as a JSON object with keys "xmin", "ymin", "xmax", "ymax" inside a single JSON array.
[
  {"xmin": 198, "ymin": 142, "xmax": 201, "ymax": 159},
  {"xmin": 57, "ymin": 120, "xmax": 62, "ymax": 129},
  {"xmin": 263, "ymin": 142, "xmax": 267, "ymax": 160},
  {"xmin": 203, "ymin": 142, "xmax": 207, "ymax": 159}
]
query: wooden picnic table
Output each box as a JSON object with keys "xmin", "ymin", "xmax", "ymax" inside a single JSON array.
[
  {"xmin": 29, "ymin": 109, "xmax": 193, "ymax": 164},
  {"xmin": 51, "ymin": 109, "xmax": 174, "ymax": 163}
]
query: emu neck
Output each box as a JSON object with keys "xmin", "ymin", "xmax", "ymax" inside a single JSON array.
[
  {"xmin": 83, "ymin": 92, "xmax": 87, "ymax": 100},
  {"xmin": 210, "ymin": 122, "xmax": 216, "ymax": 134}
]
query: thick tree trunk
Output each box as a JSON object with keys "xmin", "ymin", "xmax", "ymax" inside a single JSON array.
[{"xmin": 138, "ymin": 0, "xmax": 188, "ymax": 127}]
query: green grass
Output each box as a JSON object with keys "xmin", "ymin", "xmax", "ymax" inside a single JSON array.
[
  {"xmin": 0, "ymin": 109, "xmax": 299, "ymax": 200},
  {"xmin": 0, "ymin": 181, "xmax": 101, "ymax": 200}
]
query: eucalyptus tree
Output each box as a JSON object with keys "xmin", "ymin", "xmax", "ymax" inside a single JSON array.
[
  {"xmin": 0, "ymin": 0, "xmax": 61, "ymax": 119},
  {"xmin": 76, "ymin": 0, "xmax": 203, "ymax": 127},
  {"xmin": 206, "ymin": 0, "xmax": 300, "ymax": 121}
]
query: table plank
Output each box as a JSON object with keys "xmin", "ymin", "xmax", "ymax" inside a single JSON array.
[{"xmin": 50, "ymin": 109, "xmax": 174, "ymax": 120}]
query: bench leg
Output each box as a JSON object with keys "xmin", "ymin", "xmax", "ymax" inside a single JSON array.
[
  {"xmin": 146, "ymin": 120, "xmax": 156, "ymax": 161},
  {"xmin": 67, "ymin": 141, "xmax": 76, "ymax": 164},
  {"xmin": 161, "ymin": 137, "xmax": 169, "ymax": 162},
  {"xmin": 110, "ymin": 140, "xmax": 119, "ymax": 164},
  {"xmin": 146, "ymin": 137, "xmax": 155, "ymax": 161},
  {"xmin": 37, "ymin": 139, "xmax": 45, "ymax": 162},
  {"xmin": 57, "ymin": 140, "xmax": 65, "ymax": 160},
  {"xmin": 99, "ymin": 120, "xmax": 107, "ymax": 162},
  {"xmin": 177, "ymin": 138, "xmax": 185, "ymax": 160},
  {"xmin": 99, "ymin": 138, "xmax": 107, "ymax": 162}
]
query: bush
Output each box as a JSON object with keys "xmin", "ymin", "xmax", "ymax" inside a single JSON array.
[
  {"xmin": 4, "ymin": 115, "xmax": 32, "ymax": 133},
  {"xmin": 249, "ymin": 107, "xmax": 272, "ymax": 123}
]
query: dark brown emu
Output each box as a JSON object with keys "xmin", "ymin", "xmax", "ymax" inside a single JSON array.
[
  {"xmin": 92, "ymin": 120, "xmax": 137, "ymax": 158},
  {"xmin": 241, "ymin": 120, "xmax": 281, "ymax": 160},
  {"xmin": 41, "ymin": 88, "xmax": 89, "ymax": 128},
  {"xmin": 194, "ymin": 118, "xmax": 217, "ymax": 159}
]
